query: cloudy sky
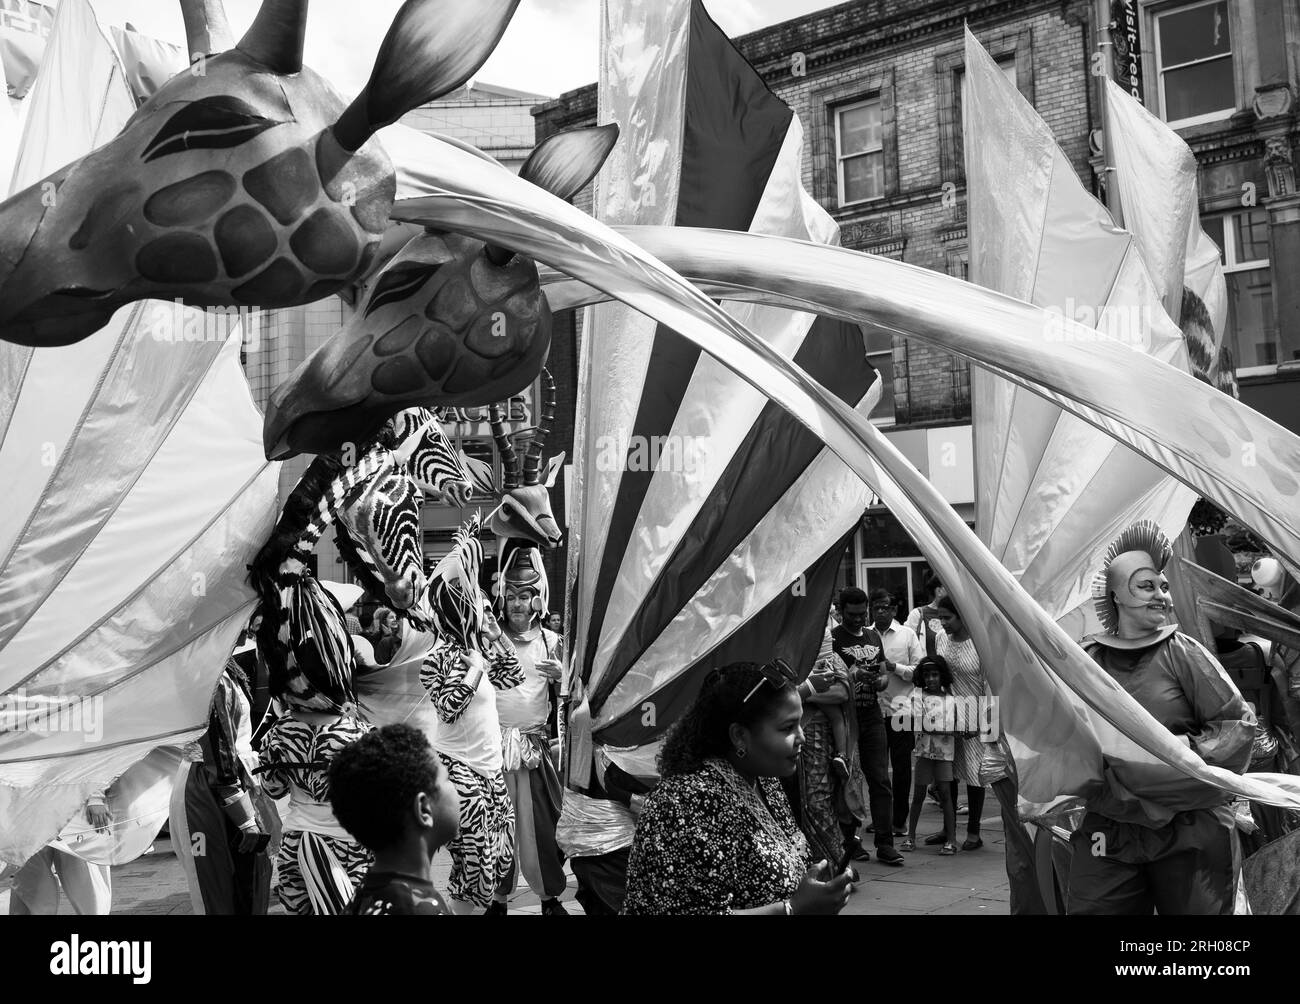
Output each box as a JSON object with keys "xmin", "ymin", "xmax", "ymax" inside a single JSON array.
[{"xmin": 95, "ymin": 0, "xmax": 838, "ymax": 99}]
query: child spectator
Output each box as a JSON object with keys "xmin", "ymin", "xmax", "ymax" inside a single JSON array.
[
  {"xmin": 900, "ymin": 656, "xmax": 958, "ymax": 856},
  {"xmin": 329, "ymin": 724, "xmax": 462, "ymax": 915}
]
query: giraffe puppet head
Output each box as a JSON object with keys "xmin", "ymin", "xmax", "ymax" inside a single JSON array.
[
  {"xmin": 261, "ymin": 124, "xmax": 619, "ymax": 460},
  {"xmin": 0, "ymin": 0, "xmax": 522, "ymax": 347}
]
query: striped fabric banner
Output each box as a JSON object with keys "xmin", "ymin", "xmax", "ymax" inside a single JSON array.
[{"xmin": 567, "ymin": 0, "xmax": 877, "ymax": 768}]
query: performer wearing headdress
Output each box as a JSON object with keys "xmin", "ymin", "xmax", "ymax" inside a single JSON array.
[
  {"xmin": 486, "ymin": 540, "xmax": 569, "ymax": 915},
  {"xmin": 1068, "ymin": 521, "xmax": 1256, "ymax": 914}
]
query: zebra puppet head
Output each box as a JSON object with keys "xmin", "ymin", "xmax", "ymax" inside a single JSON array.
[{"xmin": 332, "ymin": 408, "xmax": 475, "ymax": 617}]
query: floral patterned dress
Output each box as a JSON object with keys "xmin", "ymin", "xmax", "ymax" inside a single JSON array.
[{"xmin": 623, "ymin": 758, "xmax": 811, "ymax": 915}]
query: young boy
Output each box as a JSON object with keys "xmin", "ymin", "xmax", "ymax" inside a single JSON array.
[
  {"xmin": 807, "ymin": 625, "xmax": 854, "ymax": 779},
  {"xmin": 329, "ymin": 724, "xmax": 461, "ymax": 915}
]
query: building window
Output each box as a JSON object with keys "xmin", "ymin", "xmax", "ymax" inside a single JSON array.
[
  {"xmin": 1202, "ymin": 209, "xmax": 1276, "ymax": 370},
  {"xmin": 936, "ymin": 35, "xmax": 1030, "ymax": 184},
  {"xmin": 835, "ymin": 98, "xmax": 884, "ymax": 206},
  {"xmin": 864, "ymin": 328, "xmax": 895, "ymax": 425},
  {"xmin": 1155, "ymin": 0, "xmax": 1235, "ymax": 127}
]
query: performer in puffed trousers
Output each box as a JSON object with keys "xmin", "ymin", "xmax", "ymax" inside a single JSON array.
[
  {"xmin": 169, "ymin": 657, "xmax": 278, "ymax": 915},
  {"xmin": 1068, "ymin": 521, "xmax": 1256, "ymax": 915},
  {"xmin": 488, "ymin": 541, "xmax": 569, "ymax": 915}
]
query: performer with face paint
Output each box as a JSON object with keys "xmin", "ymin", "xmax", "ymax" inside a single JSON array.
[
  {"xmin": 486, "ymin": 540, "xmax": 569, "ymax": 915},
  {"xmin": 1067, "ymin": 521, "xmax": 1257, "ymax": 914}
]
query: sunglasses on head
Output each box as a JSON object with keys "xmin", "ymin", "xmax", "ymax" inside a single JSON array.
[{"xmin": 742, "ymin": 658, "xmax": 797, "ymax": 705}]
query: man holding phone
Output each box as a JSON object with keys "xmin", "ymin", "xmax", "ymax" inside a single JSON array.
[{"xmin": 832, "ymin": 587, "xmax": 904, "ymax": 867}]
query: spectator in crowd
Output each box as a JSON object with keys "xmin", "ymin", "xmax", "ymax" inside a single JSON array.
[
  {"xmin": 931, "ymin": 594, "xmax": 993, "ymax": 851},
  {"xmin": 905, "ymin": 573, "xmax": 947, "ymax": 659},
  {"xmin": 546, "ymin": 612, "xmax": 563, "ymax": 635},
  {"xmin": 623, "ymin": 661, "xmax": 854, "ymax": 914},
  {"xmin": 901, "ymin": 655, "xmax": 958, "ymax": 855},
  {"xmin": 791, "ymin": 627, "xmax": 867, "ymax": 869},
  {"xmin": 868, "ymin": 589, "xmax": 924, "ymax": 836},
  {"xmin": 832, "ymin": 587, "xmax": 904, "ymax": 866},
  {"xmin": 331, "ymin": 724, "xmax": 461, "ymax": 915},
  {"xmin": 369, "ymin": 607, "xmax": 401, "ymax": 666}
]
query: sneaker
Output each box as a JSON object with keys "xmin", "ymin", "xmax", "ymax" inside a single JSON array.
[
  {"xmin": 961, "ymin": 836, "xmax": 984, "ymax": 851},
  {"xmin": 923, "ymin": 832, "xmax": 946, "ymax": 846},
  {"xmin": 830, "ymin": 755, "xmax": 850, "ymax": 780},
  {"xmin": 899, "ymin": 837, "xmax": 915, "ymax": 852},
  {"xmin": 540, "ymin": 898, "xmax": 569, "ymax": 916},
  {"xmin": 483, "ymin": 900, "xmax": 507, "ymax": 916},
  {"xmin": 876, "ymin": 846, "xmax": 905, "ymax": 867},
  {"xmin": 846, "ymin": 839, "xmax": 871, "ymax": 861},
  {"xmin": 940, "ymin": 843, "xmax": 957, "ymax": 856}
]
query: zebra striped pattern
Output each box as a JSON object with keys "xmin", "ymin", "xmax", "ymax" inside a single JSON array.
[
  {"xmin": 426, "ymin": 514, "xmax": 487, "ymax": 651},
  {"xmin": 336, "ymin": 464, "xmax": 425, "ymax": 602},
  {"xmin": 390, "ymin": 407, "xmax": 475, "ymax": 506}
]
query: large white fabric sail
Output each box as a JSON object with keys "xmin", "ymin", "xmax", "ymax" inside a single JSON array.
[
  {"xmin": 965, "ymin": 28, "xmax": 1196, "ymax": 640},
  {"xmin": 561, "ymin": 0, "xmax": 876, "ymax": 780},
  {"xmin": 1104, "ymin": 78, "xmax": 1231, "ymax": 388},
  {"xmin": 0, "ymin": 0, "xmax": 279, "ymax": 865}
]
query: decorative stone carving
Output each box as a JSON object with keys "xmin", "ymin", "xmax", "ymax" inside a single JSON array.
[
  {"xmin": 1264, "ymin": 134, "xmax": 1296, "ymax": 199},
  {"xmin": 1254, "ymin": 83, "xmax": 1295, "ymax": 121}
]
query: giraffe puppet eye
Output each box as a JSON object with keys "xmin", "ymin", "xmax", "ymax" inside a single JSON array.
[{"xmin": 143, "ymin": 96, "xmax": 280, "ymax": 163}]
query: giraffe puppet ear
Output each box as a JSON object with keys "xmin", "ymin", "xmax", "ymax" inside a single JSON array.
[
  {"xmin": 333, "ymin": 0, "xmax": 522, "ymax": 152},
  {"xmin": 519, "ymin": 125, "xmax": 620, "ymax": 202}
]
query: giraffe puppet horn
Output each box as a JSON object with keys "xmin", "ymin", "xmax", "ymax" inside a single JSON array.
[
  {"xmin": 332, "ymin": 0, "xmax": 522, "ymax": 153},
  {"xmin": 237, "ymin": 0, "xmax": 307, "ymax": 74},
  {"xmin": 179, "ymin": 0, "xmax": 235, "ymax": 56}
]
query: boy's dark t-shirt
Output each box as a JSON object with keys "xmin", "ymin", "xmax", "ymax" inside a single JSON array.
[
  {"xmin": 831, "ymin": 624, "xmax": 884, "ymax": 709},
  {"xmin": 345, "ymin": 871, "xmax": 450, "ymax": 915}
]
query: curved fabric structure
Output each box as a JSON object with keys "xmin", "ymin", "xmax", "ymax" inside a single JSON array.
[
  {"xmin": 0, "ymin": 0, "xmax": 280, "ymax": 865},
  {"xmin": 962, "ymin": 28, "xmax": 1196, "ymax": 642}
]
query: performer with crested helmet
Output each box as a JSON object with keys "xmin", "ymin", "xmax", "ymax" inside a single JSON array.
[
  {"xmin": 1067, "ymin": 520, "xmax": 1257, "ymax": 915},
  {"xmin": 486, "ymin": 538, "xmax": 569, "ymax": 915}
]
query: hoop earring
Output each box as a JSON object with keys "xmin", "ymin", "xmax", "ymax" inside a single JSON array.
[{"xmin": 735, "ymin": 746, "xmax": 748, "ymax": 759}]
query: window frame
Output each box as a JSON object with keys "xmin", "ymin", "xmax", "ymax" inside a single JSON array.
[
  {"xmin": 1153, "ymin": 0, "xmax": 1236, "ymax": 129},
  {"xmin": 1204, "ymin": 207, "xmax": 1274, "ymax": 376},
  {"xmin": 834, "ymin": 97, "xmax": 885, "ymax": 208}
]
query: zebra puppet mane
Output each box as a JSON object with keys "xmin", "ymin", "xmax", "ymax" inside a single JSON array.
[{"xmin": 249, "ymin": 444, "xmax": 392, "ymax": 711}]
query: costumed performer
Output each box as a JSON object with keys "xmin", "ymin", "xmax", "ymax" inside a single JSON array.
[
  {"xmin": 1067, "ymin": 520, "xmax": 1256, "ymax": 915},
  {"xmin": 419, "ymin": 518, "xmax": 524, "ymax": 914},
  {"xmin": 488, "ymin": 539, "xmax": 568, "ymax": 915},
  {"xmin": 169, "ymin": 657, "xmax": 278, "ymax": 915}
]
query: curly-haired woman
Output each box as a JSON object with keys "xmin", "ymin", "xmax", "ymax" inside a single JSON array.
[{"xmin": 622, "ymin": 662, "xmax": 855, "ymax": 915}]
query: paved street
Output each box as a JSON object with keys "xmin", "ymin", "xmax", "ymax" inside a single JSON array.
[{"xmin": 0, "ymin": 799, "xmax": 1008, "ymax": 916}]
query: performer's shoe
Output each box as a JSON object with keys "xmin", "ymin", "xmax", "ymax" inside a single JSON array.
[
  {"xmin": 483, "ymin": 900, "xmax": 508, "ymax": 916},
  {"xmin": 541, "ymin": 898, "xmax": 569, "ymax": 916}
]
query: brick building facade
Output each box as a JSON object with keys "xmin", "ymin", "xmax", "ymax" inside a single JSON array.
[{"xmin": 533, "ymin": 0, "xmax": 1300, "ymax": 610}]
